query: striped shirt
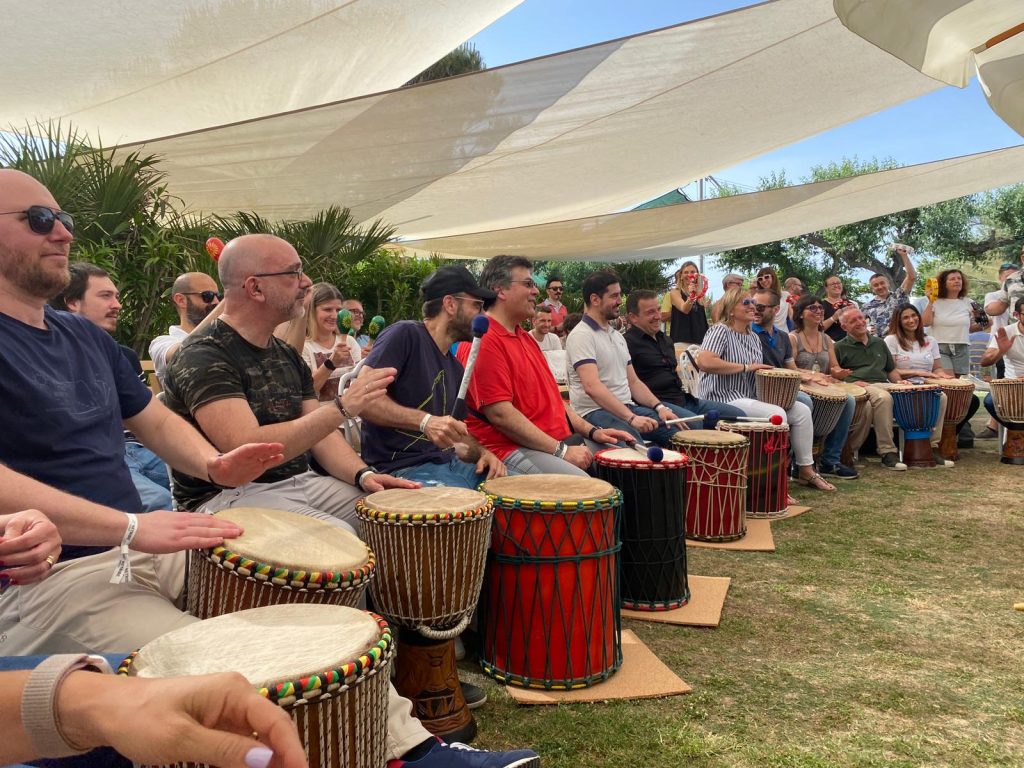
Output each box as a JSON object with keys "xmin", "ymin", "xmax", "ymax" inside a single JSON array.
[{"xmin": 697, "ymin": 323, "xmax": 764, "ymax": 402}]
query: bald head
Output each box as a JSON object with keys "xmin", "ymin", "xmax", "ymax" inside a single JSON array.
[
  {"xmin": 218, "ymin": 234, "xmax": 296, "ymax": 290},
  {"xmin": 0, "ymin": 169, "xmax": 59, "ymax": 210}
]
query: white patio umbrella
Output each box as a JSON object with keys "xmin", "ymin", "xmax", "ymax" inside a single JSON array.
[{"xmin": 834, "ymin": 0, "xmax": 1024, "ymax": 136}]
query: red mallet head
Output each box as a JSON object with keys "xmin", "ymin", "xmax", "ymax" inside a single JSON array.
[
  {"xmin": 205, "ymin": 237, "xmax": 225, "ymax": 261},
  {"xmin": 769, "ymin": 414, "xmax": 784, "ymax": 426}
]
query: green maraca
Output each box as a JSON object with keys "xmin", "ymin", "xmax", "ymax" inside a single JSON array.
[{"xmin": 367, "ymin": 315, "xmax": 386, "ymax": 340}]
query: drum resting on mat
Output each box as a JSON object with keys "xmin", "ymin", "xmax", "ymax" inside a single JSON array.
[
  {"xmin": 593, "ymin": 447, "xmax": 690, "ymax": 611},
  {"xmin": 119, "ymin": 603, "xmax": 394, "ymax": 768},
  {"xmin": 672, "ymin": 429, "xmax": 750, "ymax": 541},
  {"xmin": 356, "ymin": 487, "xmax": 493, "ymax": 743},
  {"xmin": 188, "ymin": 506, "xmax": 375, "ymax": 619},
  {"xmin": 720, "ymin": 422, "xmax": 790, "ymax": 519},
  {"xmin": 756, "ymin": 368, "xmax": 802, "ymax": 410},
  {"xmin": 989, "ymin": 378, "xmax": 1024, "ymax": 465},
  {"xmin": 479, "ymin": 474, "xmax": 622, "ymax": 690}
]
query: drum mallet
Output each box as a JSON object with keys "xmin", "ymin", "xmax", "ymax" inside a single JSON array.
[
  {"xmin": 664, "ymin": 410, "xmax": 720, "ymax": 429},
  {"xmin": 452, "ymin": 315, "xmax": 490, "ymax": 421}
]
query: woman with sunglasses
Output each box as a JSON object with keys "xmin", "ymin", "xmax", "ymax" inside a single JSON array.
[
  {"xmin": 662, "ymin": 260, "xmax": 710, "ymax": 345},
  {"xmin": 301, "ymin": 282, "xmax": 361, "ymax": 403},
  {"xmin": 696, "ymin": 288, "xmax": 834, "ymax": 491},
  {"xmin": 754, "ymin": 267, "xmax": 792, "ymax": 333}
]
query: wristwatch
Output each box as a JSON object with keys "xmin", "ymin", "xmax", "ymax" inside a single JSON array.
[{"xmin": 323, "ymin": 358, "xmax": 337, "ymax": 371}]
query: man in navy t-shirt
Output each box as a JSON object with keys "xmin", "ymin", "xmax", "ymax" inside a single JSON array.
[
  {"xmin": 360, "ymin": 265, "xmax": 507, "ymax": 486},
  {"xmin": 0, "ymin": 169, "xmax": 284, "ymax": 654}
]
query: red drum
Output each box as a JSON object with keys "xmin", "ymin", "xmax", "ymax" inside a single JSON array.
[
  {"xmin": 593, "ymin": 447, "xmax": 689, "ymax": 611},
  {"xmin": 990, "ymin": 379, "xmax": 1024, "ymax": 465},
  {"xmin": 755, "ymin": 368, "xmax": 802, "ymax": 410},
  {"xmin": 722, "ymin": 422, "xmax": 790, "ymax": 518},
  {"xmin": 936, "ymin": 379, "xmax": 975, "ymax": 461},
  {"xmin": 671, "ymin": 430, "xmax": 749, "ymax": 541},
  {"xmin": 479, "ymin": 475, "xmax": 622, "ymax": 689}
]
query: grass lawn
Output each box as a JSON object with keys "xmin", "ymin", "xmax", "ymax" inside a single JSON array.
[{"xmin": 466, "ymin": 423, "xmax": 1023, "ymax": 767}]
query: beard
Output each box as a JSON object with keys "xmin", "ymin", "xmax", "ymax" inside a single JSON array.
[
  {"xmin": 185, "ymin": 300, "xmax": 214, "ymax": 327},
  {"xmin": 450, "ymin": 303, "xmax": 475, "ymax": 342},
  {"xmin": 0, "ymin": 242, "xmax": 70, "ymax": 299}
]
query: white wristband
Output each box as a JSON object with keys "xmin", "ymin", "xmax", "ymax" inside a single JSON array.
[
  {"xmin": 109, "ymin": 513, "xmax": 138, "ymax": 585},
  {"xmin": 419, "ymin": 413, "xmax": 432, "ymax": 433}
]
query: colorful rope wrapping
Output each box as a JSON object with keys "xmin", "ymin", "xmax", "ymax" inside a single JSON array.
[
  {"xmin": 479, "ymin": 481, "xmax": 623, "ymax": 689},
  {"xmin": 206, "ymin": 543, "xmax": 375, "ymax": 591}
]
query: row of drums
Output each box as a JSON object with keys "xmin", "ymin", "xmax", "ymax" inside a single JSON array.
[{"xmin": 117, "ymin": 435, "xmax": 785, "ymax": 768}]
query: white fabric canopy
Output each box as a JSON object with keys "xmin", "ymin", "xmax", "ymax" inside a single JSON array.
[
  {"xmin": 397, "ymin": 145, "xmax": 1024, "ymax": 261},
  {"xmin": 129, "ymin": 0, "xmax": 943, "ymax": 239},
  {"xmin": 834, "ymin": 0, "xmax": 1024, "ymax": 136},
  {"xmin": 0, "ymin": 0, "xmax": 523, "ymax": 144}
]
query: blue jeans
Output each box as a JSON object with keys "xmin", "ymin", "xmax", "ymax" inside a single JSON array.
[
  {"xmin": 819, "ymin": 394, "xmax": 856, "ymax": 467},
  {"xmin": 683, "ymin": 397, "xmax": 746, "ymax": 423},
  {"xmin": 586, "ymin": 403, "xmax": 691, "ymax": 448},
  {"xmin": 125, "ymin": 442, "xmax": 172, "ymax": 512},
  {"xmin": 392, "ymin": 456, "xmax": 491, "ymax": 488}
]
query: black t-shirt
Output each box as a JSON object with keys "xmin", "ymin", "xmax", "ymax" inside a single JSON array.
[
  {"xmin": 163, "ymin": 319, "xmax": 315, "ymax": 509},
  {"xmin": 823, "ymin": 299, "xmax": 852, "ymax": 342},
  {"xmin": 623, "ymin": 326, "xmax": 692, "ymax": 408}
]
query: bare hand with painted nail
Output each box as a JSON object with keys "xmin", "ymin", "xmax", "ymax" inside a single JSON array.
[{"xmin": 0, "ymin": 509, "xmax": 62, "ymax": 589}]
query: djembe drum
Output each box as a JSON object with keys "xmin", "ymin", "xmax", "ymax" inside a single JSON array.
[
  {"xmin": 479, "ymin": 475, "xmax": 622, "ymax": 689},
  {"xmin": 593, "ymin": 447, "xmax": 689, "ymax": 611},
  {"xmin": 990, "ymin": 378, "xmax": 1024, "ymax": 465},
  {"xmin": 885, "ymin": 383, "xmax": 942, "ymax": 468},
  {"xmin": 356, "ymin": 487, "xmax": 493, "ymax": 743},
  {"xmin": 836, "ymin": 382, "xmax": 869, "ymax": 466},
  {"xmin": 119, "ymin": 604, "xmax": 394, "ymax": 768},
  {"xmin": 756, "ymin": 368, "xmax": 802, "ymax": 409},
  {"xmin": 721, "ymin": 422, "xmax": 791, "ymax": 518},
  {"xmin": 800, "ymin": 382, "xmax": 849, "ymax": 444},
  {"xmin": 671, "ymin": 429, "xmax": 749, "ymax": 540},
  {"xmin": 187, "ymin": 507, "xmax": 375, "ymax": 619},
  {"xmin": 936, "ymin": 378, "xmax": 976, "ymax": 461}
]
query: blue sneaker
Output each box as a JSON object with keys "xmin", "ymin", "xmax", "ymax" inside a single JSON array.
[
  {"xmin": 389, "ymin": 740, "xmax": 540, "ymax": 768},
  {"xmin": 818, "ymin": 462, "xmax": 859, "ymax": 479}
]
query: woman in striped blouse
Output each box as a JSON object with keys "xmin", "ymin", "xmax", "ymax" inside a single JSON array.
[{"xmin": 696, "ymin": 287, "xmax": 835, "ymax": 491}]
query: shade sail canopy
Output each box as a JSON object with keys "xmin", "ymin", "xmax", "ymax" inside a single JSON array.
[
  {"xmin": 0, "ymin": 0, "xmax": 523, "ymax": 144},
  {"xmin": 397, "ymin": 144, "xmax": 1024, "ymax": 262},
  {"xmin": 129, "ymin": 0, "xmax": 944, "ymax": 240},
  {"xmin": 834, "ymin": 0, "xmax": 1024, "ymax": 136}
]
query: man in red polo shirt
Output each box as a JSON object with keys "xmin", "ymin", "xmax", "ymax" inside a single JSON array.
[{"xmin": 456, "ymin": 256, "xmax": 632, "ymax": 476}]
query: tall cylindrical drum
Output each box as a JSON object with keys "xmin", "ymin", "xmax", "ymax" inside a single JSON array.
[
  {"xmin": 989, "ymin": 378, "xmax": 1024, "ymax": 465},
  {"xmin": 755, "ymin": 368, "xmax": 802, "ymax": 409},
  {"xmin": 672, "ymin": 429, "xmax": 749, "ymax": 541},
  {"xmin": 479, "ymin": 474, "xmax": 622, "ymax": 689},
  {"xmin": 721, "ymin": 422, "xmax": 791, "ymax": 518},
  {"xmin": 593, "ymin": 447, "xmax": 689, "ymax": 611}
]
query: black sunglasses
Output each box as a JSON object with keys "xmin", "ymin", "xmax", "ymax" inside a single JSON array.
[
  {"xmin": 754, "ymin": 303, "xmax": 779, "ymax": 311},
  {"xmin": 0, "ymin": 205, "xmax": 75, "ymax": 235},
  {"xmin": 182, "ymin": 290, "xmax": 222, "ymax": 303}
]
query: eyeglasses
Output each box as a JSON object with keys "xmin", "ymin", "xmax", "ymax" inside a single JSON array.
[
  {"xmin": 740, "ymin": 299, "xmax": 756, "ymax": 306},
  {"xmin": 806, "ymin": 305, "xmax": 824, "ymax": 313},
  {"xmin": 182, "ymin": 290, "xmax": 222, "ymax": 303},
  {"xmin": 347, "ymin": 309, "xmax": 365, "ymax": 317},
  {"xmin": 0, "ymin": 205, "xmax": 75, "ymax": 235},
  {"xmin": 754, "ymin": 303, "xmax": 778, "ymax": 311},
  {"xmin": 549, "ymin": 286, "xmax": 563, "ymax": 293},
  {"xmin": 454, "ymin": 296, "xmax": 484, "ymax": 310},
  {"xmin": 252, "ymin": 267, "xmax": 304, "ymax": 280},
  {"xmin": 508, "ymin": 279, "xmax": 537, "ymax": 288}
]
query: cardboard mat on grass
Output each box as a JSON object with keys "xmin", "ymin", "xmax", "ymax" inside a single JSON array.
[
  {"xmin": 622, "ymin": 575, "xmax": 730, "ymax": 627},
  {"xmin": 778, "ymin": 504, "xmax": 811, "ymax": 520},
  {"xmin": 686, "ymin": 517, "xmax": 775, "ymax": 551},
  {"xmin": 506, "ymin": 629, "xmax": 690, "ymax": 705}
]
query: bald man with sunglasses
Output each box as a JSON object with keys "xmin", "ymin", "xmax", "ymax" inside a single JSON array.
[{"xmin": 148, "ymin": 271, "xmax": 224, "ymax": 388}]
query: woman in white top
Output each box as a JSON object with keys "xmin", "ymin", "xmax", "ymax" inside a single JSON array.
[
  {"xmin": 922, "ymin": 269, "xmax": 973, "ymax": 375},
  {"xmin": 697, "ymin": 288, "xmax": 833, "ymax": 491},
  {"xmin": 883, "ymin": 304, "xmax": 959, "ymax": 461},
  {"xmin": 301, "ymin": 282, "xmax": 361, "ymax": 403}
]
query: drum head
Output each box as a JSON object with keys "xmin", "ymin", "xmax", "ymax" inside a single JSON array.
[
  {"xmin": 594, "ymin": 447, "xmax": 687, "ymax": 467},
  {"xmin": 127, "ymin": 604, "xmax": 383, "ymax": 689},
  {"xmin": 362, "ymin": 487, "xmax": 487, "ymax": 516},
  {"xmin": 938, "ymin": 378, "xmax": 976, "ymax": 391},
  {"xmin": 481, "ymin": 474, "xmax": 616, "ymax": 502},
  {"xmin": 835, "ymin": 382, "xmax": 868, "ymax": 400},
  {"xmin": 800, "ymin": 383, "xmax": 847, "ymax": 400},
  {"xmin": 671, "ymin": 428, "xmax": 748, "ymax": 447},
  {"xmin": 756, "ymin": 369, "xmax": 801, "ymax": 381},
  {"xmin": 213, "ymin": 507, "xmax": 369, "ymax": 571}
]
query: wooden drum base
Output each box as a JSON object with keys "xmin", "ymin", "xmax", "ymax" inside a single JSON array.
[
  {"xmin": 393, "ymin": 629, "xmax": 476, "ymax": 744},
  {"xmin": 1001, "ymin": 427, "xmax": 1024, "ymax": 465},
  {"xmin": 903, "ymin": 438, "xmax": 936, "ymax": 469},
  {"xmin": 937, "ymin": 423, "xmax": 961, "ymax": 462}
]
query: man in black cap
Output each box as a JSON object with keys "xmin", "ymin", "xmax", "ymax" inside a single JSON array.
[{"xmin": 359, "ymin": 265, "xmax": 507, "ymax": 487}]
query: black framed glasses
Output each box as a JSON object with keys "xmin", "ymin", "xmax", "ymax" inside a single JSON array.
[
  {"xmin": 0, "ymin": 205, "xmax": 75, "ymax": 235},
  {"xmin": 182, "ymin": 290, "xmax": 222, "ymax": 303},
  {"xmin": 754, "ymin": 303, "xmax": 779, "ymax": 312},
  {"xmin": 549, "ymin": 286, "xmax": 563, "ymax": 293},
  {"xmin": 806, "ymin": 304, "xmax": 824, "ymax": 313},
  {"xmin": 252, "ymin": 267, "xmax": 304, "ymax": 279}
]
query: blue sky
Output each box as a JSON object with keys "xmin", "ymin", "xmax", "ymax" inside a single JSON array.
[{"xmin": 469, "ymin": 0, "xmax": 1022, "ymax": 198}]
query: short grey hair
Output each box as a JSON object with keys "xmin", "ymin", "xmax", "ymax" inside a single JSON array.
[{"xmin": 479, "ymin": 255, "xmax": 533, "ymax": 292}]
